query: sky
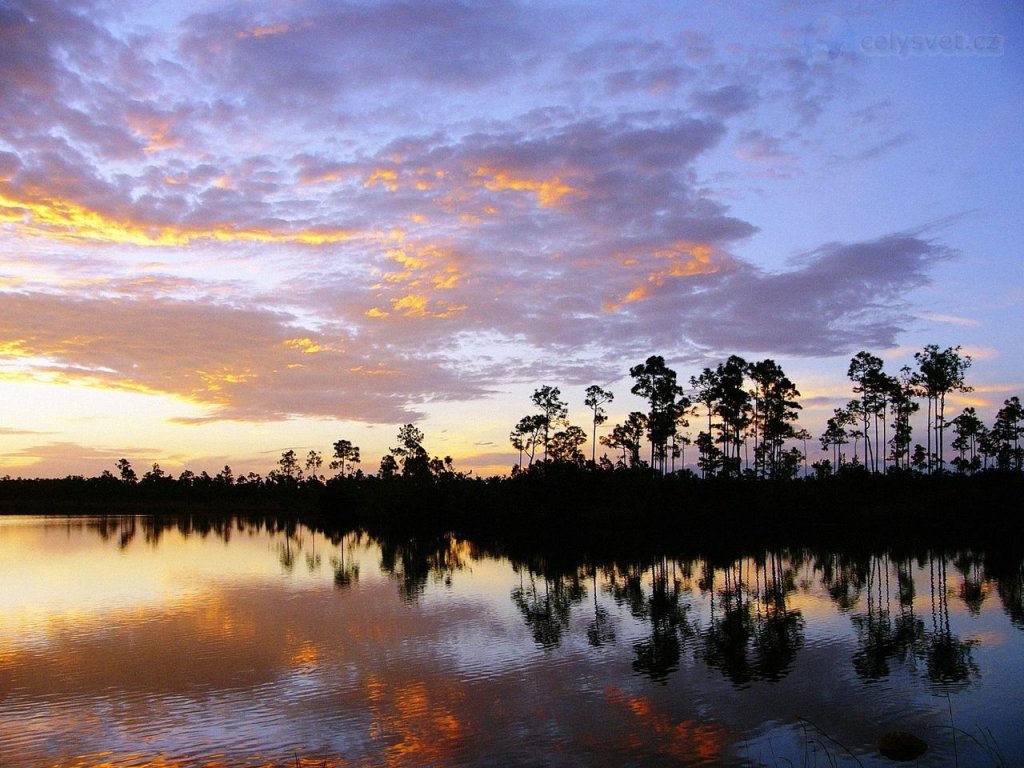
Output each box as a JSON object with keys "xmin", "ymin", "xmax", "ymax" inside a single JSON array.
[{"xmin": 1, "ymin": 0, "xmax": 1022, "ymax": 479}]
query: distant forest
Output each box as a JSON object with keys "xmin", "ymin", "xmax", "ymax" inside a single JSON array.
[{"xmin": 2, "ymin": 343, "xmax": 1023, "ymax": 492}]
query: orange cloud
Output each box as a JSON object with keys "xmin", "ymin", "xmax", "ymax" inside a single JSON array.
[
  {"xmin": 364, "ymin": 168, "xmax": 400, "ymax": 191},
  {"xmin": 197, "ymin": 367, "xmax": 258, "ymax": 394},
  {"xmin": 369, "ymin": 242, "xmax": 469, "ymax": 319},
  {"xmin": 393, "ymin": 294, "xmax": 430, "ymax": 316},
  {"xmin": 237, "ymin": 23, "xmax": 292, "ymax": 39},
  {"xmin": 283, "ymin": 338, "xmax": 325, "ymax": 354},
  {"xmin": 604, "ymin": 242, "xmax": 723, "ymax": 311},
  {"xmin": 126, "ymin": 113, "xmax": 182, "ymax": 154},
  {"xmin": 473, "ymin": 166, "xmax": 580, "ymax": 208},
  {"xmin": 0, "ymin": 339, "xmax": 32, "ymax": 357},
  {"xmin": 235, "ymin": 20, "xmax": 314, "ymax": 39},
  {"xmin": 0, "ymin": 187, "xmax": 359, "ymax": 247}
]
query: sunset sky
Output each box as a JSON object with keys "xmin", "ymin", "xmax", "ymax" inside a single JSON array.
[{"xmin": 1, "ymin": 0, "xmax": 1021, "ymax": 479}]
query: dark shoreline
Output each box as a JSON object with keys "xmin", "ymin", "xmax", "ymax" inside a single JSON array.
[{"xmin": 3, "ymin": 471, "xmax": 1021, "ymax": 562}]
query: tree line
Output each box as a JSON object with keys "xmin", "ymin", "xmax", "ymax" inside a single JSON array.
[
  {"xmin": 506, "ymin": 353, "xmax": 806, "ymax": 479},
  {"xmin": 504, "ymin": 344, "xmax": 1021, "ymax": 481},
  {"xmin": 4, "ymin": 343, "xmax": 1020, "ymax": 489}
]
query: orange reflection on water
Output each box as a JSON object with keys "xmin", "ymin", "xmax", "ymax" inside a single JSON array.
[
  {"xmin": 287, "ymin": 637, "xmax": 321, "ymax": 673},
  {"xmin": 365, "ymin": 675, "xmax": 466, "ymax": 767},
  {"xmin": 604, "ymin": 686, "xmax": 726, "ymax": 764},
  {"xmin": 45, "ymin": 755, "xmax": 346, "ymax": 768}
]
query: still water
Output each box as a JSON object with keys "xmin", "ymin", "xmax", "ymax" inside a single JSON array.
[{"xmin": 1, "ymin": 515, "xmax": 1022, "ymax": 767}]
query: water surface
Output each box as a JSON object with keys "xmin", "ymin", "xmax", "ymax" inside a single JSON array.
[{"xmin": 1, "ymin": 515, "xmax": 1022, "ymax": 767}]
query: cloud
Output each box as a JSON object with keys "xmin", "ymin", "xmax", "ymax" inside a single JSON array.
[
  {"xmin": 736, "ymin": 130, "xmax": 798, "ymax": 167},
  {"xmin": 666, "ymin": 232, "xmax": 958, "ymax": 357},
  {"xmin": 176, "ymin": 0, "xmax": 538, "ymax": 114},
  {"xmin": 0, "ymin": 291, "xmax": 490, "ymax": 423},
  {"xmin": 690, "ymin": 84, "xmax": 757, "ymax": 118},
  {"xmin": 846, "ymin": 131, "xmax": 914, "ymax": 163},
  {"xmin": 0, "ymin": 440, "xmax": 157, "ymax": 476},
  {"xmin": 918, "ymin": 312, "xmax": 979, "ymax": 327}
]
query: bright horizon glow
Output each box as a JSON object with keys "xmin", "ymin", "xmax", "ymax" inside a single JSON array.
[{"xmin": 1, "ymin": 1, "xmax": 1021, "ymax": 478}]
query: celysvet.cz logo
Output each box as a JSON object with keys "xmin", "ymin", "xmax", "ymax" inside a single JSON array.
[{"xmin": 860, "ymin": 31, "xmax": 1004, "ymax": 57}]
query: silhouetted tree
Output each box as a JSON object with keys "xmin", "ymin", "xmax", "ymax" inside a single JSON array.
[
  {"xmin": 116, "ymin": 458, "xmax": 137, "ymax": 484},
  {"xmin": 913, "ymin": 344, "xmax": 972, "ymax": 472},
  {"xmin": 793, "ymin": 428, "xmax": 812, "ymax": 478},
  {"xmin": 276, "ymin": 449, "xmax": 301, "ymax": 481},
  {"xmin": 584, "ymin": 384, "xmax": 614, "ymax": 464},
  {"xmin": 950, "ymin": 407, "xmax": 984, "ymax": 474},
  {"xmin": 820, "ymin": 410, "xmax": 852, "ymax": 473},
  {"xmin": 979, "ymin": 426, "xmax": 999, "ymax": 470},
  {"xmin": 992, "ymin": 396, "xmax": 1023, "ymax": 471},
  {"xmin": 630, "ymin": 356, "xmax": 687, "ymax": 473},
  {"xmin": 671, "ymin": 430, "xmax": 692, "ymax": 474},
  {"xmin": 713, "ymin": 356, "xmax": 750, "ymax": 477},
  {"xmin": 390, "ymin": 424, "xmax": 430, "ymax": 478},
  {"xmin": 910, "ymin": 443, "xmax": 931, "ymax": 473},
  {"xmin": 889, "ymin": 366, "xmax": 919, "ymax": 470},
  {"xmin": 510, "ymin": 414, "xmax": 545, "ymax": 469},
  {"xmin": 748, "ymin": 359, "xmax": 802, "ymax": 479},
  {"xmin": 690, "ymin": 367, "xmax": 720, "ymax": 478},
  {"xmin": 695, "ymin": 431, "xmax": 723, "ymax": 477},
  {"xmin": 847, "ymin": 351, "xmax": 887, "ymax": 473},
  {"xmin": 549, "ymin": 425, "xmax": 588, "ymax": 466},
  {"xmin": 601, "ymin": 411, "xmax": 648, "ymax": 468},
  {"xmin": 330, "ymin": 439, "xmax": 361, "ymax": 478},
  {"xmin": 305, "ymin": 450, "xmax": 323, "ymax": 482},
  {"xmin": 378, "ymin": 453, "xmax": 399, "ymax": 479},
  {"xmin": 530, "ymin": 386, "xmax": 569, "ymax": 462},
  {"xmin": 242, "ymin": 471, "xmax": 262, "ymax": 486},
  {"xmin": 428, "ymin": 455, "xmax": 462, "ymax": 480},
  {"xmin": 843, "ymin": 399, "xmax": 865, "ymax": 466}
]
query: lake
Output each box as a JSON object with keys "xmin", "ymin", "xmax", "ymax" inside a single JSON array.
[{"xmin": 1, "ymin": 514, "xmax": 1022, "ymax": 767}]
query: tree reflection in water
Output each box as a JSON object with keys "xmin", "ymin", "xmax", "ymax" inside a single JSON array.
[
  {"xmin": 510, "ymin": 565, "xmax": 585, "ymax": 649},
  {"xmin": 829, "ymin": 550, "xmax": 980, "ymax": 688},
  {"xmin": 955, "ymin": 551, "xmax": 989, "ymax": 615},
  {"xmin": 698, "ymin": 553, "xmax": 804, "ymax": 685},
  {"xmin": 924, "ymin": 552, "xmax": 978, "ymax": 687},
  {"xmin": 78, "ymin": 514, "xmax": 1022, "ymax": 692},
  {"xmin": 500, "ymin": 544, "xmax": 1010, "ymax": 690},
  {"xmin": 585, "ymin": 566, "xmax": 616, "ymax": 647},
  {"xmin": 849, "ymin": 555, "xmax": 925, "ymax": 681},
  {"xmin": 613, "ymin": 559, "xmax": 693, "ymax": 681},
  {"xmin": 995, "ymin": 556, "xmax": 1024, "ymax": 627},
  {"xmin": 378, "ymin": 532, "xmax": 469, "ymax": 603},
  {"xmin": 331, "ymin": 531, "xmax": 361, "ymax": 589}
]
